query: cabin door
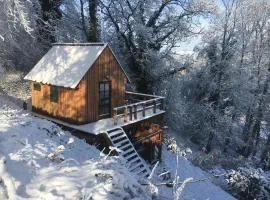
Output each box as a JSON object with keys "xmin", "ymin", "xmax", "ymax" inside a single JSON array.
[{"xmin": 99, "ymin": 82, "xmax": 111, "ymax": 119}]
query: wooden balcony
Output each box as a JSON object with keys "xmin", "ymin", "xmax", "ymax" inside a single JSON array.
[
  {"xmin": 113, "ymin": 91, "xmax": 165, "ymax": 125},
  {"xmin": 32, "ymin": 91, "xmax": 165, "ymax": 135}
]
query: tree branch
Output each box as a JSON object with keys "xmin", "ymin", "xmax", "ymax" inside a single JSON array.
[{"xmin": 146, "ymin": 0, "xmax": 171, "ymax": 27}]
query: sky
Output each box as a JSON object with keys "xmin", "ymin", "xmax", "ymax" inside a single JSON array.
[{"xmin": 173, "ymin": 17, "xmax": 210, "ymax": 55}]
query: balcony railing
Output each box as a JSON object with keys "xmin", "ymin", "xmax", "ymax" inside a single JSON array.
[{"xmin": 113, "ymin": 91, "xmax": 165, "ymax": 125}]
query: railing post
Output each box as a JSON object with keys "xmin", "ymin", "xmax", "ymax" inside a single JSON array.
[
  {"xmin": 129, "ymin": 106, "xmax": 133, "ymax": 121},
  {"xmin": 142, "ymin": 103, "xmax": 146, "ymax": 117},
  {"xmin": 134, "ymin": 104, "xmax": 137, "ymax": 120},
  {"xmin": 153, "ymin": 100, "xmax": 157, "ymax": 114},
  {"xmin": 124, "ymin": 107, "xmax": 128, "ymax": 123},
  {"xmin": 113, "ymin": 109, "xmax": 117, "ymax": 125}
]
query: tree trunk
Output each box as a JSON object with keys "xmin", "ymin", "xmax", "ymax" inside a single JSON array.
[
  {"xmin": 88, "ymin": 0, "xmax": 99, "ymax": 42},
  {"xmin": 242, "ymin": 107, "xmax": 253, "ymax": 142},
  {"xmin": 261, "ymin": 136, "xmax": 270, "ymax": 170},
  {"xmin": 242, "ymin": 71, "xmax": 270, "ymax": 157},
  {"xmin": 79, "ymin": 0, "xmax": 88, "ymax": 38},
  {"xmin": 38, "ymin": 0, "xmax": 62, "ymax": 44},
  {"xmin": 206, "ymin": 131, "xmax": 214, "ymax": 153}
]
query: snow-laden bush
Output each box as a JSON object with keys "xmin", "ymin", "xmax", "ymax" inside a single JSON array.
[{"xmin": 226, "ymin": 167, "xmax": 270, "ymax": 200}]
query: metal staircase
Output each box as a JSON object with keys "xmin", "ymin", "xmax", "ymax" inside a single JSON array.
[{"xmin": 106, "ymin": 127, "xmax": 150, "ymax": 178}]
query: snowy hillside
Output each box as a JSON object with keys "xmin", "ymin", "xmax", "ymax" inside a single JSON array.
[
  {"xmin": 0, "ymin": 94, "xmax": 151, "ymax": 200},
  {"xmin": 0, "ymin": 94, "xmax": 235, "ymax": 200},
  {"xmin": 156, "ymin": 149, "xmax": 235, "ymax": 200},
  {"xmin": 1, "ymin": 0, "xmax": 270, "ymax": 199}
]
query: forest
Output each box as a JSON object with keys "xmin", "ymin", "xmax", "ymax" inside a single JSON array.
[{"xmin": 0, "ymin": 0, "xmax": 270, "ymax": 199}]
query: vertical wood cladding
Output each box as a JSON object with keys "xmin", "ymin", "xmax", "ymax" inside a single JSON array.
[
  {"xmin": 84, "ymin": 46, "xmax": 127, "ymax": 122},
  {"xmin": 31, "ymin": 80, "xmax": 86, "ymax": 124},
  {"xmin": 31, "ymin": 46, "xmax": 127, "ymax": 124}
]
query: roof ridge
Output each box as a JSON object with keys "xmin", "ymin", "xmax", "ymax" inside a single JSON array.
[
  {"xmin": 52, "ymin": 43, "xmax": 107, "ymax": 46},
  {"xmin": 24, "ymin": 43, "xmax": 131, "ymax": 88}
]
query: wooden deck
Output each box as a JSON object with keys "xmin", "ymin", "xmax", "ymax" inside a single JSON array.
[
  {"xmin": 32, "ymin": 108, "xmax": 165, "ymax": 135},
  {"xmin": 113, "ymin": 91, "xmax": 164, "ymax": 125},
  {"xmin": 31, "ymin": 91, "xmax": 165, "ymax": 135}
]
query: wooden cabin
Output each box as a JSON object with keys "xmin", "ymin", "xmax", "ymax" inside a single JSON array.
[
  {"xmin": 25, "ymin": 43, "xmax": 165, "ymax": 173},
  {"xmin": 25, "ymin": 43, "xmax": 129, "ymax": 124}
]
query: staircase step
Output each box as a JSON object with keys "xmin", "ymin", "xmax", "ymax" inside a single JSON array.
[
  {"xmin": 114, "ymin": 139, "xmax": 129, "ymax": 147},
  {"xmin": 125, "ymin": 152, "xmax": 138, "ymax": 161},
  {"xmin": 105, "ymin": 127, "xmax": 150, "ymax": 178},
  {"xmin": 108, "ymin": 130, "xmax": 124, "ymax": 138},
  {"xmin": 140, "ymin": 170, "xmax": 149, "ymax": 178},
  {"xmin": 129, "ymin": 162, "xmax": 144, "ymax": 171},
  {"xmin": 119, "ymin": 143, "xmax": 132, "ymax": 151},
  {"xmin": 133, "ymin": 166, "xmax": 147, "ymax": 174},
  {"xmin": 127, "ymin": 158, "xmax": 141, "ymax": 166},
  {"xmin": 112, "ymin": 134, "xmax": 127, "ymax": 143},
  {"xmin": 123, "ymin": 149, "xmax": 135, "ymax": 157},
  {"xmin": 138, "ymin": 169, "xmax": 148, "ymax": 176},
  {"xmin": 107, "ymin": 128, "xmax": 121, "ymax": 133}
]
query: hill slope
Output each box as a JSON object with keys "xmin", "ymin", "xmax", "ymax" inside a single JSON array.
[
  {"xmin": 0, "ymin": 93, "xmax": 235, "ymax": 199},
  {"xmin": 0, "ymin": 94, "xmax": 150, "ymax": 200}
]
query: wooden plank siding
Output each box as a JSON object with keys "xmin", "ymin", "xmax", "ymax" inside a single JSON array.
[
  {"xmin": 31, "ymin": 80, "xmax": 86, "ymax": 124},
  {"xmin": 84, "ymin": 46, "xmax": 127, "ymax": 122},
  {"xmin": 31, "ymin": 46, "xmax": 127, "ymax": 124}
]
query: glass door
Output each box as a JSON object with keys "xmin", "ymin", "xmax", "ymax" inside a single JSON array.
[{"xmin": 99, "ymin": 82, "xmax": 111, "ymax": 118}]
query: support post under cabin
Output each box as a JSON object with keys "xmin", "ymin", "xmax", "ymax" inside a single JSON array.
[
  {"xmin": 153, "ymin": 100, "xmax": 157, "ymax": 114},
  {"xmin": 134, "ymin": 104, "xmax": 137, "ymax": 120},
  {"xmin": 142, "ymin": 103, "xmax": 146, "ymax": 117},
  {"xmin": 129, "ymin": 106, "xmax": 133, "ymax": 121},
  {"xmin": 124, "ymin": 107, "xmax": 128, "ymax": 123},
  {"xmin": 113, "ymin": 109, "xmax": 117, "ymax": 125}
]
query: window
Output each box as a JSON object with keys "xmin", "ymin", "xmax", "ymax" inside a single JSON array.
[
  {"xmin": 99, "ymin": 82, "xmax": 111, "ymax": 117},
  {"xmin": 50, "ymin": 86, "xmax": 59, "ymax": 103},
  {"xmin": 33, "ymin": 83, "xmax": 41, "ymax": 91}
]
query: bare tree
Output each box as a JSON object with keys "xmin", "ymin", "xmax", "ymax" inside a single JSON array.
[
  {"xmin": 88, "ymin": 0, "xmax": 99, "ymax": 42},
  {"xmin": 241, "ymin": 2, "xmax": 270, "ymax": 157},
  {"xmin": 99, "ymin": 0, "xmax": 216, "ymax": 92},
  {"xmin": 0, "ymin": 0, "xmax": 45, "ymax": 70},
  {"xmin": 38, "ymin": 0, "xmax": 62, "ymax": 44},
  {"xmin": 165, "ymin": 0, "xmax": 270, "ymax": 158}
]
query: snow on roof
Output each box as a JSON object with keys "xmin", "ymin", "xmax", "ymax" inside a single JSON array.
[{"xmin": 24, "ymin": 43, "xmax": 130, "ymax": 88}]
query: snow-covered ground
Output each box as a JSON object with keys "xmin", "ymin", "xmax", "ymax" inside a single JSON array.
[
  {"xmin": 156, "ymin": 147, "xmax": 235, "ymax": 200},
  {"xmin": 0, "ymin": 93, "xmax": 235, "ymax": 199},
  {"xmin": 0, "ymin": 94, "xmax": 151, "ymax": 200}
]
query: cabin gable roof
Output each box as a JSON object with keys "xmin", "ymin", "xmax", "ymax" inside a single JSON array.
[{"xmin": 24, "ymin": 43, "xmax": 130, "ymax": 88}]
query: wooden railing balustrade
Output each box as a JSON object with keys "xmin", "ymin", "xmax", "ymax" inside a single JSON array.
[{"xmin": 113, "ymin": 91, "xmax": 164, "ymax": 125}]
